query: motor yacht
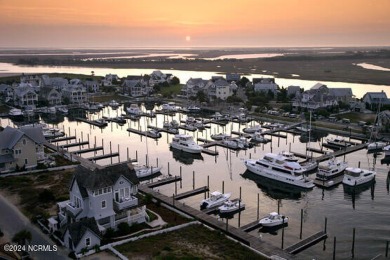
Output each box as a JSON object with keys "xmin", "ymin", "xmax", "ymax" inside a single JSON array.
[
  {"xmin": 326, "ymin": 137, "xmax": 352, "ymax": 148},
  {"xmin": 243, "ymin": 125, "xmax": 262, "ymax": 134},
  {"xmin": 250, "ymin": 132, "xmax": 269, "ymax": 143},
  {"xmin": 244, "ymin": 153, "xmax": 315, "ymax": 189},
  {"xmin": 170, "ymin": 134, "xmax": 203, "ymax": 154},
  {"xmin": 367, "ymin": 141, "xmax": 387, "ymax": 152},
  {"xmin": 218, "ymin": 200, "xmax": 245, "ymax": 214},
  {"xmin": 259, "ymin": 212, "xmax": 288, "ymax": 227},
  {"xmin": 200, "ymin": 191, "xmax": 231, "ymax": 209},
  {"xmin": 316, "ymin": 157, "xmax": 348, "ymax": 181},
  {"xmin": 126, "ymin": 104, "xmax": 142, "ymax": 115},
  {"xmin": 342, "ymin": 167, "xmax": 376, "ymax": 186},
  {"xmin": 211, "ymin": 133, "xmax": 230, "ymax": 141}
]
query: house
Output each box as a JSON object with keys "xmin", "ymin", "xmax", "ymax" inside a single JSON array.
[
  {"xmin": 210, "ymin": 79, "xmax": 236, "ymax": 101},
  {"xmin": 18, "ymin": 125, "xmax": 47, "ymax": 161},
  {"xmin": 56, "ymin": 163, "xmax": 147, "ymax": 241},
  {"xmin": 122, "ymin": 80, "xmax": 145, "ymax": 97},
  {"xmin": 39, "ymin": 86, "xmax": 62, "ymax": 105},
  {"xmin": 104, "ymin": 74, "xmax": 120, "ymax": 86},
  {"xmin": 378, "ymin": 110, "xmax": 390, "ymax": 126},
  {"xmin": 287, "ymin": 85, "xmax": 301, "ymax": 98},
  {"xmin": 149, "ymin": 70, "xmax": 168, "ymax": 86},
  {"xmin": 292, "ymin": 83, "xmax": 338, "ymax": 111},
  {"xmin": 253, "ymin": 78, "xmax": 278, "ymax": 95},
  {"xmin": 0, "ymin": 126, "xmax": 41, "ymax": 173},
  {"xmin": 0, "ymin": 84, "xmax": 14, "ymax": 102},
  {"xmin": 61, "ymin": 85, "xmax": 87, "ymax": 104},
  {"xmin": 328, "ymin": 88, "xmax": 353, "ymax": 103},
  {"xmin": 62, "ymin": 218, "xmax": 101, "ymax": 255},
  {"xmin": 362, "ymin": 91, "xmax": 390, "ymax": 109},
  {"xmin": 85, "ymin": 80, "xmax": 100, "ymax": 93},
  {"xmin": 40, "ymin": 75, "xmax": 68, "ymax": 91},
  {"xmin": 226, "ymin": 73, "xmax": 240, "ymax": 82},
  {"xmin": 13, "ymin": 85, "xmax": 38, "ymax": 108},
  {"xmin": 182, "ymin": 78, "xmax": 208, "ymax": 98}
]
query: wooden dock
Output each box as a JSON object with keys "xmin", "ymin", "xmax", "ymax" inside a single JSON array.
[
  {"xmin": 306, "ymin": 147, "xmax": 327, "ymax": 154},
  {"xmin": 240, "ymin": 219, "xmax": 262, "ymax": 232},
  {"xmin": 74, "ymin": 146, "xmax": 104, "ymax": 154},
  {"xmin": 49, "ymin": 136, "xmax": 76, "ymax": 142},
  {"xmin": 76, "ymin": 117, "xmax": 107, "ymax": 127},
  {"xmin": 147, "ymin": 176, "xmax": 182, "ymax": 189},
  {"xmin": 174, "ymin": 186, "xmax": 209, "ymax": 200},
  {"xmin": 87, "ymin": 152, "xmax": 119, "ymax": 161},
  {"xmin": 60, "ymin": 141, "xmax": 89, "ymax": 148},
  {"xmin": 127, "ymin": 127, "xmax": 162, "ymax": 139},
  {"xmin": 284, "ymin": 231, "xmax": 327, "ymax": 254},
  {"xmin": 315, "ymin": 143, "xmax": 368, "ymax": 163},
  {"xmin": 138, "ymin": 185, "xmax": 292, "ymax": 259},
  {"xmin": 148, "ymin": 126, "xmax": 178, "ymax": 135}
]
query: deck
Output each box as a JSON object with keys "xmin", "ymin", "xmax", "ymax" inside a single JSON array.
[
  {"xmin": 314, "ymin": 143, "xmax": 368, "ymax": 163},
  {"xmin": 174, "ymin": 186, "xmax": 209, "ymax": 200},
  {"xmin": 284, "ymin": 231, "xmax": 328, "ymax": 254}
]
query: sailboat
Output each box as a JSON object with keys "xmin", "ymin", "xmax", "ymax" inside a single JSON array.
[
  {"xmin": 367, "ymin": 100, "xmax": 387, "ymax": 152},
  {"xmin": 135, "ymin": 116, "xmax": 161, "ymax": 179}
]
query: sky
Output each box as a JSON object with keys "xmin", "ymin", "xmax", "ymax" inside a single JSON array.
[{"xmin": 0, "ymin": 0, "xmax": 389, "ymax": 48}]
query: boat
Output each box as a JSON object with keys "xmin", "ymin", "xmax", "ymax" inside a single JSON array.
[
  {"xmin": 126, "ymin": 104, "xmax": 143, "ymax": 115},
  {"xmin": 250, "ymin": 132, "xmax": 269, "ymax": 143},
  {"xmin": 278, "ymin": 151, "xmax": 298, "ymax": 162},
  {"xmin": 56, "ymin": 106, "xmax": 68, "ymax": 114},
  {"xmin": 218, "ymin": 200, "xmax": 245, "ymax": 214},
  {"xmin": 211, "ymin": 133, "xmax": 230, "ymax": 141},
  {"xmin": 383, "ymin": 145, "xmax": 390, "ymax": 157},
  {"xmin": 222, "ymin": 138, "xmax": 248, "ymax": 149},
  {"xmin": 259, "ymin": 212, "xmax": 288, "ymax": 227},
  {"xmin": 316, "ymin": 157, "xmax": 348, "ymax": 181},
  {"xmin": 296, "ymin": 126, "xmax": 311, "ymax": 133},
  {"xmin": 200, "ymin": 191, "xmax": 231, "ymax": 209},
  {"xmin": 163, "ymin": 120, "xmax": 179, "ymax": 129},
  {"xmin": 161, "ymin": 102, "xmax": 178, "ymax": 112},
  {"xmin": 326, "ymin": 137, "xmax": 352, "ymax": 148},
  {"xmin": 367, "ymin": 141, "xmax": 387, "ymax": 152},
  {"xmin": 244, "ymin": 153, "xmax": 315, "ymax": 189},
  {"xmin": 109, "ymin": 100, "xmax": 120, "ymax": 108},
  {"xmin": 243, "ymin": 125, "xmax": 262, "ymax": 134},
  {"xmin": 185, "ymin": 105, "xmax": 201, "ymax": 113},
  {"xmin": 92, "ymin": 118, "xmax": 108, "ymax": 127},
  {"xmin": 170, "ymin": 134, "xmax": 203, "ymax": 154},
  {"xmin": 9, "ymin": 108, "xmax": 24, "ymax": 118},
  {"xmin": 342, "ymin": 167, "xmax": 376, "ymax": 186},
  {"xmin": 134, "ymin": 165, "xmax": 162, "ymax": 179},
  {"xmin": 145, "ymin": 129, "xmax": 162, "ymax": 139},
  {"xmin": 276, "ymin": 151, "xmax": 317, "ymax": 172},
  {"xmin": 111, "ymin": 116, "xmax": 126, "ymax": 125}
]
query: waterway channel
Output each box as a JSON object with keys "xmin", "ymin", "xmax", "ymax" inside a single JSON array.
[{"xmin": 1, "ymin": 104, "xmax": 389, "ymax": 259}]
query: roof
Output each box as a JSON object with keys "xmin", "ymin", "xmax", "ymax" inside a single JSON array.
[
  {"xmin": 66, "ymin": 218, "xmax": 101, "ymax": 246},
  {"xmin": 72, "ymin": 163, "xmax": 139, "ymax": 196},
  {"xmin": 311, "ymin": 83, "xmax": 327, "ymax": 90},
  {"xmin": 0, "ymin": 126, "xmax": 25, "ymax": 150},
  {"xmin": 19, "ymin": 126, "xmax": 47, "ymax": 145},
  {"xmin": 328, "ymin": 88, "xmax": 353, "ymax": 96}
]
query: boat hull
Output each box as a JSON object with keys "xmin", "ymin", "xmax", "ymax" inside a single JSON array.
[
  {"xmin": 170, "ymin": 143, "xmax": 202, "ymax": 154},
  {"xmin": 245, "ymin": 160, "xmax": 314, "ymax": 189}
]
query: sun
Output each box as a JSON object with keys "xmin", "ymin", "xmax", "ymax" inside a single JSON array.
[{"xmin": 185, "ymin": 36, "xmax": 191, "ymax": 42}]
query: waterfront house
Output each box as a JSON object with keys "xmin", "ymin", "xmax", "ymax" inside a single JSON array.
[
  {"xmin": 292, "ymin": 83, "xmax": 339, "ymax": 111},
  {"xmin": 56, "ymin": 163, "xmax": 147, "ymax": 236},
  {"xmin": 104, "ymin": 74, "xmax": 120, "ymax": 86},
  {"xmin": 0, "ymin": 126, "xmax": 41, "ymax": 173},
  {"xmin": 287, "ymin": 85, "xmax": 301, "ymax": 98},
  {"xmin": 40, "ymin": 75, "xmax": 69, "ymax": 91},
  {"xmin": 182, "ymin": 78, "xmax": 208, "ymax": 98},
  {"xmin": 362, "ymin": 91, "xmax": 390, "ymax": 110},
  {"xmin": 207, "ymin": 79, "xmax": 236, "ymax": 101},
  {"xmin": 18, "ymin": 125, "xmax": 47, "ymax": 161},
  {"xmin": 253, "ymin": 78, "xmax": 278, "ymax": 95},
  {"xmin": 328, "ymin": 88, "xmax": 353, "ymax": 103},
  {"xmin": 13, "ymin": 85, "xmax": 38, "ymax": 108},
  {"xmin": 122, "ymin": 79, "xmax": 145, "ymax": 97},
  {"xmin": 61, "ymin": 84, "xmax": 87, "ymax": 104},
  {"xmin": 149, "ymin": 70, "xmax": 168, "ymax": 86},
  {"xmin": 85, "ymin": 80, "xmax": 100, "ymax": 93},
  {"xmin": 39, "ymin": 86, "xmax": 62, "ymax": 105}
]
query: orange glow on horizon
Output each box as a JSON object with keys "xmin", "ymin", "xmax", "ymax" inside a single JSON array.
[{"xmin": 0, "ymin": 0, "xmax": 389, "ymax": 48}]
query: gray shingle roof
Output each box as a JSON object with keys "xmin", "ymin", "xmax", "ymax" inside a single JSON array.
[
  {"xmin": 19, "ymin": 126, "xmax": 47, "ymax": 145},
  {"xmin": 67, "ymin": 218, "xmax": 101, "ymax": 247},
  {"xmin": 0, "ymin": 126, "xmax": 25, "ymax": 150}
]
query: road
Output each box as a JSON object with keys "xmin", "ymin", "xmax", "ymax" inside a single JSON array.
[{"xmin": 0, "ymin": 194, "xmax": 69, "ymax": 259}]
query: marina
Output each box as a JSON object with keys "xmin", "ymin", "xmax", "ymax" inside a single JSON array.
[{"xmin": 1, "ymin": 102, "xmax": 389, "ymax": 259}]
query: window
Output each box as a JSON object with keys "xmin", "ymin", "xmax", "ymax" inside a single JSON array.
[
  {"xmin": 85, "ymin": 237, "xmax": 91, "ymax": 247},
  {"xmin": 24, "ymin": 159, "xmax": 28, "ymax": 165},
  {"xmin": 101, "ymin": 200, "xmax": 106, "ymax": 209},
  {"xmin": 22, "ymin": 139, "xmax": 26, "ymax": 145}
]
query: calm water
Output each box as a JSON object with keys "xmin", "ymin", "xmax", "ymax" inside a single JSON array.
[
  {"xmin": 2, "ymin": 105, "xmax": 389, "ymax": 259},
  {"xmin": 0, "ymin": 62, "xmax": 389, "ymax": 98}
]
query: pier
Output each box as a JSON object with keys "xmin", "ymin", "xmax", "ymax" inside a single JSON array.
[
  {"xmin": 240, "ymin": 219, "xmax": 262, "ymax": 232},
  {"xmin": 174, "ymin": 186, "xmax": 209, "ymax": 200},
  {"xmin": 49, "ymin": 136, "xmax": 76, "ymax": 142},
  {"xmin": 75, "ymin": 117, "xmax": 107, "ymax": 127},
  {"xmin": 284, "ymin": 231, "xmax": 328, "ymax": 254},
  {"xmin": 87, "ymin": 152, "xmax": 120, "ymax": 161},
  {"xmin": 74, "ymin": 146, "xmax": 104, "ymax": 154},
  {"xmin": 146, "ymin": 176, "xmax": 182, "ymax": 189},
  {"xmin": 59, "ymin": 141, "xmax": 89, "ymax": 149},
  {"xmin": 314, "ymin": 143, "xmax": 368, "ymax": 163}
]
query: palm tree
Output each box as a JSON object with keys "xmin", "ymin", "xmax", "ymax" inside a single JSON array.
[{"xmin": 12, "ymin": 229, "xmax": 32, "ymax": 246}]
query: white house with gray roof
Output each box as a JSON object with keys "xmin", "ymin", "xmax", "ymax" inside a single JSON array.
[
  {"xmin": 253, "ymin": 78, "xmax": 278, "ymax": 95},
  {"xmin": 363, "ymin": 91, "xmax": 390, "ymax": 109},
  {"xmin": 13, "ymin": 85, "xmax": 38, "ymax": 108},
  {"xmin": 182, "ymin": 78, "xmax": 209, "ymax": 98}
]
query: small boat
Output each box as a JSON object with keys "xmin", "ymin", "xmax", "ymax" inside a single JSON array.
[
  {"xmin": 9, "ymin": 108, "xmax": 23, "ymax": 118},
  {"xmin": 326, "ymin": 137, "xmax": 352, "ymax": 148},
  {"xmin": 223, "ymin": 139, "xmax": 245, "ymax": 149},
  {"xmin": 161, "ymin": 102, "xmax": 179, "ymax": 112},
  {"xmin": 296, "ymin": 126, "xmax": 311, "ymax": 133},
  {"xmin": 163, "ymin": 120, "xmax": 179, "ymax": 129},
  {"xmin": 218, "ymin": 200, "xmax": 245, "ymax": 214},
  {"xmin": 56, "ymin": 106, "xmax": 68, "ymax": 114},
  {"xmin": 93, "ymin": 118, "xmax": 108, "ymax": 127},
  {"xmin": 342, "ymin": 167, "xmax": 376, "ymax": 186},
  {"xmin": 259, "ymin": 212, "xmax": 288, "ymax": 227},
  {"xmin": 243, "ymin": 125, "xmax": 262, "ymax": 134},
  {"xmin": 145, "ymin": 129, "xmax": 162, "ymax": 139},
  {"xmin": 367, "ymin": 141, "xmax": 387, "ymax": 152},
  {"xmin": 316, "ymin": 157, "xmax": 348, "ymax": 181},
  {"xmin": 200, "ymin": 191, "xmax": 231, "ymax": 209},
  {"xmin": 250, "ymin": 132, "xmax": 269, "ymax": 143},
  {"xmin": 170, "ymin": 134, "xmax": 203, "ymax": 154},
  {"xmin": 383, "ymin": 145, "xmax": 390, "ymax": 157},
  {"xmin": 186, "ymin": 105, "xmax": 201, "ymax": 113},
  {"xmin": 111, "ymin": 116, "xmax": 126, "ymax": 125},
  {"xmin": 211, "ymin": 133, "xmax": 230, "ymax": 141},
  {"xmin": 127, "ymin": 104, "xmax": 143, "ymax": 115},
  {"xmin": 109, "ymin": 100, "xmax": 120, "ymax": 108},
  {"xmin": 134, "ymin": 165, "xmax": 162, "ymax": 179}
]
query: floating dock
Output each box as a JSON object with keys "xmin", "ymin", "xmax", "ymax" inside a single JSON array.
[
  {"xmin": 87, "ymin": 152, "xmax": 119, "ymax": 161},
  {"xmin": 240, "ymin": 219, "xmax": 262, "ymax": 232},
  {"xmin": 146, "ymin": 176, "xmax": 182, "ymax": 189},
  {"xmin": 74, "ymin": 146, "xmax": 104, "ymax": 154},
  {"xmin": 285, "ymin": 231, "xmax": 328, "ymax": 254},
  {"xmin": 315, "ymin": 143, "xmax": 368, "ymax": 163},
  {"xmin": 76, "ymin": 118, "xmax": 107, "ymax": 127},
  {"xmin": 49, "ymin": 136, "xmax": 76, "ymax": 142},
  {"xmin": 59, "ymin": 141, "xmax": 89, "ymax": 148},
  {"xmin": 174, "ymin": 186, "xmax": 209, "ymax": 200}
]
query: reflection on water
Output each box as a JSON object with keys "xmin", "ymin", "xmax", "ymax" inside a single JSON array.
[
  {"xmin": 259, "ymin": 223, "xmax": 288, "ymax": 236},
  {"xmin": 343, "ymin": 181, "xmax": 375, "ymax": 209},
  {"xmin": 299, "ymin": 130, "xmax": 328, "ymax": 143},
  {"xmin": 241, "ymin": 170, "xmax": 304, "ymax": 200},
  {"xmin": 170, "ymin": 147, "xmax": 204, "ymax": 165}
]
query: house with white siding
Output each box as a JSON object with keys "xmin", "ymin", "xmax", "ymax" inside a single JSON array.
[
  {"xmin": 61, "ymin": 85, "xmax": 87, "ymax": 104},
  {"xmin": 13, "ymin": 85, "xmax": 38, "ymax": 108},
  {"xmin": 253, "ymin": 78, "xmax": 278, "ymax": 95},
  {"xmin": 182, "ymin": 78, "xmax": 208, "ymax": 98}
]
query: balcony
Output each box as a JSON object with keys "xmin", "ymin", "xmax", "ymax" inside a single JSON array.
[
  {"xmin": 113, "ymin": 196, "xmax": 138, "ymax": 211},
  {"xmin": 66, "ymin": 202, "xmax": 82, "ymax": 216}
]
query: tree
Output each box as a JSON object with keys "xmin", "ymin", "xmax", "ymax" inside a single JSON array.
[
  {"xmin": 0, "ymin": 227, "xmax": 4, "ymax": 237},
  {"xmin": 170, "ymin": 76, "xmax": 180, "ymax": 85},
  {"xmin": 238, "ymin": 76, "xmax": 249, "ymax": 87},
  {"xmin": 38, "ymin": 189, "xmax": 55, "ymax": 203},
  {"xmin": 196, "ymin": 90, "xmax": 207, "ymax": 103},
  {"xmin": 12, "ymin": 229, "xmax": 32, "ymax": 246}
]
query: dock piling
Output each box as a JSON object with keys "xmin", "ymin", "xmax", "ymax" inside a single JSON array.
[
  {"xmin": 257, "ymin": 193, "xmax": 259, "ymax": 220},
  {"xmin": 300, "ymin": 208, "xmax": 303, "ymax": 239},
  {"xmin": 333, "ymin": 237, "xmax": 336, "ymax": 260},
  {"xmin": 180, "ymin": 166, "xmax": 182, "ymax": 188},
  {"xmin": 351, "ymin": 228, "xmax": 355, "ymax": 258}
]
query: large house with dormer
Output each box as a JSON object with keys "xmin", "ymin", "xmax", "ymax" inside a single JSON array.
[
  {"xmin": 0, "ymin": 126, "xmax": 46, "ymax": 173},
  {"xmin": 61, "ymin": 84, "xmax": 87, "ymax": 104},
  {"xmin": 13, "ymin": 85, "xmax": 38, "ymax": 108},
  {"xmin": 182, "ymin": 78, "xmax": 209, "ymax": 98},
  {"xmin": 55, "ymin": 163, "xmax": 147, "ymax": 253},
  {"xmin": 207, "ymin": 78, "xmax": 237, "ymax": 101}
]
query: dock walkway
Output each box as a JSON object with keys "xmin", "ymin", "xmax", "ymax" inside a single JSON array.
[{"xmin": 285, "ymin": 231, "xmax": 327, "ymax": 254}]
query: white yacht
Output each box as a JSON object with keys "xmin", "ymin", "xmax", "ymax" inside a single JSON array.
[
  {"xmin": 326, "ymin": 137, "xmax": 352, "ymax": 148},
  {"xmin": 218, "ymin": 200, "xmax": 245, "ymax": 214},
  {"xmin": 367, "ymin": 141, "xmax": 387, "ymax": 152},
  {"xmin": 211, "ymin": 133, "xmax": 230, "ymax": 141},
  {"xmin": 243, "ymin": 125, "xmax": 262, "ymax": 134},
  {"xmin": 278, "ymin": 151, "xmax": 298, "ymax": 162},
  {"xmin": 250, "ymin": 132, "xmax": 269, "ymax": 143},
  {"xmin": 126, "ymin": 104, "xmax": 142, "ymax": 115},
  {"xmin": 109, "ymin": 100, "xmax": 120, "ymax": 108},
  {"xmin": 170, "ymin": 134, "xmax": 203, "ymax": 154},
  {"xmin": 9, "ymin": 108, "xmax": 23, "ymax": 118},
  {"xmin": 134, "ymin": 165, "xmax": 162, "ymax": 179},
  {"xmin": 383, "ymin": 145, "xmax": 390, "ymax": 157},
  {"xmin": 244, "ymin": 153, "xmax": 315, "ymax": 189},
  {"xmin": 316, "ymin": 157, "xmax": 348, "ymax": 181},
  {"xmin": 200, "ymin": 191, "xmax": 231, "ymax": 209},
  {"xmin": 342, "ymin": 167, "xmax": 376, "ymax": 186},
  {"xmin": 161, "ymin": 102, "xmax": 178, "ymax": 112},
  {"xmin": 259, "ymin": 212, "xmax": 288, "ymax": 227}
]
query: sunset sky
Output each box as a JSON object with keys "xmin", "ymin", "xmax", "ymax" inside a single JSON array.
[{"xmin": 0, "ymin": 0, "xmax": 389, "ymax": 48}]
